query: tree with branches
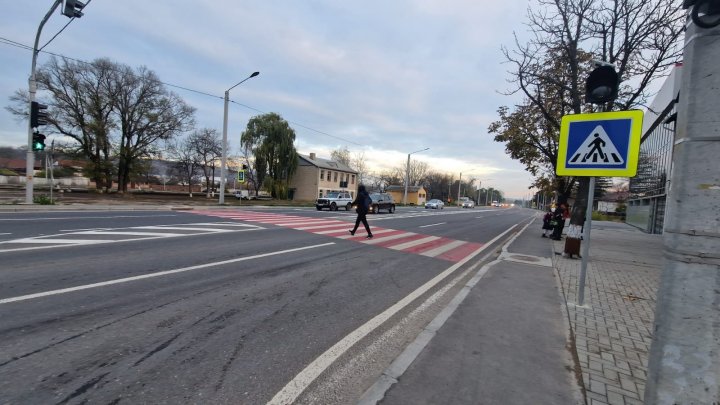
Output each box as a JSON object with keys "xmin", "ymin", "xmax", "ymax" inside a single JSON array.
[
  {"xmin": 241, "ymin": 113, "xmax": 298, "ymax": 199},
  {"xmin": 491, "ymin": 0, "xmax": 684, "ymax": 226}
]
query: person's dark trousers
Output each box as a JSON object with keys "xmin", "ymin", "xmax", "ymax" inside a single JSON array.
[
  {"xmin": 351, "ymin": 211, "xmax": 372, "ymax": 236},
  {"xmin": 552, "ymin": 220, "xmax": 565, "ymax": 240}
]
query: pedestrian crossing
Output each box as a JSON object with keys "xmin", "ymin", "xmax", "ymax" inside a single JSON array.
[
  {"xmin": 0, "ymin": 222, "xmax": 264, "ymax": 253},
  {"xmin": 194, "ymin": 210, "xmax": 484, "ymax": 263},
  {"xmin": 325, "ymin": 208, "xmax": 497, "ymax": 222}
]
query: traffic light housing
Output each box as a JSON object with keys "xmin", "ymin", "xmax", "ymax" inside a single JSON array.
[
  {"xmin": 585, "ymin": 65, "xmax": 619, "ymax": 104},
  {"xmin": 30, "ymin": 101, "xmax": 49, "ymax": 128},
  {"xmin": 62, "ymin": 0, "xmax": 86, "ymax": 18},
  {"xmin": 32, "ymin": 133, "xmax": 46, "ymax": 151},
  {"xmin": 238, "ymin": 170, "xmax": 246, "ymax": 183}
]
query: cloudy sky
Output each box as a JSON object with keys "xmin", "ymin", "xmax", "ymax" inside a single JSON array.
[{"xmin": 0, "ymin": 0, "xmax": 538, "ymax": 198}]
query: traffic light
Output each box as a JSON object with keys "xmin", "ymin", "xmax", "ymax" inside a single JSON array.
[
  {"xmin": 684, "ymin": 0, "xmax": 720, "ymax": 28},
  {"xmin": 238, "ymin": 170, "xmax": 246, "ymax": 183},
  {"xmin": 32, "ymin": 133, "xmax": 46, "ymax": 151},
  {"xmin": 30, "ymin": 101, "xmax": 49, "ymax": 128},
  {"xmin": 62, "ymin": 0, "xmax": 86, "ymax": 18},
  {"xmin": 585, "ymin": 64, "xmax": 619, "ymax": 104}
]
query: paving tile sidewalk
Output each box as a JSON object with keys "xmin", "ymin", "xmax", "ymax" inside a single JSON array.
[{"xmin": 552, "ymin": 221, "xmax": 664, "ymax": 405}]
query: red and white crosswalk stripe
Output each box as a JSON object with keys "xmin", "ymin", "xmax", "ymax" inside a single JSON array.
[{"xmin": 194, "ymin": 210, "xmax": 483, "ymax": 263}]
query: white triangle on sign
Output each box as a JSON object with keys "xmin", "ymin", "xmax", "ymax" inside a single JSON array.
[{"xmin": 568, "ymin": 125, "xmax": 625, "ymax": 165}]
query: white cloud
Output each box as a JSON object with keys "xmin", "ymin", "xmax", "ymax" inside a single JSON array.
[{"xmin": 0, "ymin": 0, "xmax": 535, "ymax": 198}]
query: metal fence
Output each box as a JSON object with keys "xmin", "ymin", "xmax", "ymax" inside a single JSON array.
[{"xmin": 626, "ymin": 102, "xmax": 676, "ymax": 234}]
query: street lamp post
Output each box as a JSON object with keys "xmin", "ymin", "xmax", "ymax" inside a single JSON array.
[
  {"xmin": 403, "ymin": 147, "xmax": 429, "ymax": 205},
  {"xmin": 219, "ymin": 71, "xmax": 259, "ymax": 205}
]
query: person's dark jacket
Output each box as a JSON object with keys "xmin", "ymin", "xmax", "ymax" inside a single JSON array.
[{"xmin": 353, "ymin": 187, "xmax": 370, "ymax": 214}]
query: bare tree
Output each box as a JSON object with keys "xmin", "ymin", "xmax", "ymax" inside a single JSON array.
[
  {"xmin": 493, "ymin": 0, "xmax": 684, "ymax": 226},
  {"xmin": 330, "ymin": 147, "xmax": 351, "ymax": 166},
  {"xmin": 114, "ymin": 65, "xmax": 195, "ymax": 193},
  {"xmin": 7, "ymin": 57, "xmax": 118, "ymax": 191},
  {"xmin": 351, "ymin": 150, "xmax": 368, "ymax": 186},
  {"xmin": 187, "ymin": 128, "xmax": 221, "ymax": 197},
  {"xmin": 166, "ymin": 136, "xmax": 200, "ymax": 196}
]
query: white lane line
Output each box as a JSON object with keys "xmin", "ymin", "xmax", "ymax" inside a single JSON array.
[
  {"xmin": 133, "ymin": 226, "xmax": 234, "ymax": 233},
  {"xmin": 0, "ymin": 242, "xmax": 335, "ymax": 305},
  {"xmin": 420, "ymin": 240, "xmax": 467, "ymax": 257},
  {"xmin": 7, "ymin": 238, "xmax": 109, "ymax": 245},
  {"xmin": 60, "ymin": 228, "xmax": 114, "ymax": 232},
  {"xmin": 0, "ymin": 214, "xmax": 179, "ymax": 221},
  {"xmin": 73, "ymin": 231, "xmax": 186, "ymax": 237},
  {"xmin": 267, "ymin": 225, "xmax": 518, "ymax": 405},
  {"xmin": 388, "ymin": 236, "xmax": 440, "ymax": 250},
  {"xmin": 419, "ymin": 222, "xmax": 446, "ymax": 228},
  {"xmin": 0, "ymin": 233, "xmax": 11, "ymax": 235},
  {"xmin": 0, "ymin": 227, "xmax": 265, "ymax": 253}
]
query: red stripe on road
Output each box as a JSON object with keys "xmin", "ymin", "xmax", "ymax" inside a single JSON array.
[{"xmin": 435, "ymin": 241, "xmax": 484, "ymax": 262}]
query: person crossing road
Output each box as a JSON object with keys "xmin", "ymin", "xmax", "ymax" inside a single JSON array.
[{"xmin": 349, "ymin": 184, "xmax": 373, "ymax": 239}]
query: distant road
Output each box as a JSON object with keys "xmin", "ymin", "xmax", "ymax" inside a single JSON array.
[{"xmin": 0, "ymin": 206, "xmax": 531, "ymax": 404}]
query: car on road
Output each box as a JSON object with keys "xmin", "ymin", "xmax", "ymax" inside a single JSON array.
[
  {"xmin": 369, "ymin": 193, "xmax": 396, "ymax": 214},
  {"xmin": 461, "ymin": 200, "xmax": 475, "ymax": 208},
  {"xmin": 316, "ymin": 191, "xmax": 353, "ymax": 211},
  {"xmin": 425, "ymin": 199, "xmax": 444, "ymax": 209}
]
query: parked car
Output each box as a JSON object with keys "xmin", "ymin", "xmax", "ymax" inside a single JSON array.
[
  {"xmin": 425, "ymin": 199, "xmax": 444, "ymax": 209},
  {"xmin": 368, "ymin": 193, "xmax": 396, "ymax": 214},
  {"xmin": 234, "ymin": 190, "xmax": 250, "ymax": 200},
  {"xmin": 461, "ymin": 200, "xmax": 475, "ymax": 208},
  {"xmin": 316, "ymin": 191, "xmax": 353, "ymax": 211}
]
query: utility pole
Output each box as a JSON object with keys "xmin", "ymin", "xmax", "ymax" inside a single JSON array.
[
  {"xmin": 456, "ymin": 172, "xmax": 461, "ymax": 206},
  {"xmin": 25, "ymin": 0, "xmax": 85, "ymax": 204},
  {"xmin": 644, "ymin": 12, "xmax": 720, "ymax": 404}
]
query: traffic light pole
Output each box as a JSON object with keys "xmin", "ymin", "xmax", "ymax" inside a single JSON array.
[{"xmin": 25, "ymin": 0, "xmax": 62, "ymax": 204}]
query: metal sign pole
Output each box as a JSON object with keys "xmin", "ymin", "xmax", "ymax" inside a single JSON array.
[{"xmin": 577, "ymin": 176, "xmax": 595, "ymax": 306}]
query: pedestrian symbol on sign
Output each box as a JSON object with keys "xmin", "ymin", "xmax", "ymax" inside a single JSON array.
[{"xmin": 568, "ymin": 125, "xmax": 624, "ymax": 165}]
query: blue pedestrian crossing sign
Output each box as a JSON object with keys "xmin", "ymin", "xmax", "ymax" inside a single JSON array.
[{"xmin": 556, "ymin": 110, "xmax": 643, "ymax": 177}]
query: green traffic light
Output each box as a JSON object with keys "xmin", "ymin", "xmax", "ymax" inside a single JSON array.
[{"xmin": 32, "ymin": 133, "xmax": 46, "ymax": 151}]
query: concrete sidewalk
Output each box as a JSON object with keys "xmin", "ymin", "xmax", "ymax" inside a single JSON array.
[
  {"xmin": 362, "ymin": 217, "xmax": 663, "ymax": 405},
  {"xmin": 363, "ymin": 219, "xmax": 584, "ymax": 404},
  {"xmin": 553, "ymin": 222, "xmax": 663, "ymax": 405}
]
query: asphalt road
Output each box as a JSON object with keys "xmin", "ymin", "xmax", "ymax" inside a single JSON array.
[{"xmin": 0, "ymin": 206, "xmax": 533, "ymax": 404}]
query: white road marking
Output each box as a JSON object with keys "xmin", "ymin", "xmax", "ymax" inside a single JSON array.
[
  {"xmin": 0, "ymin": 242, "xmax": 335, "ymax": 305},
  {"xmin": 267, "ymin": 225, "xmax": 518, "ymax": 405},
  {"xmin": 0, "ymin": 222, "xmax": 266, "ymax": 253},
  {"xmin": 420, "ymin": 240, "xmax": 467, "ymax": 257},
  {"xmin": 389, "ymin": 236, "xmax": 440, "ymax": 250},
  {"xmin": 8, "ymin": 238, "xmax": 109, "ymax": 245},
  {"xmin": 74, "ymin": 231, "xmax": 186, "ymax": 237},
  {"xmin": 0, "ymin": 214, "xmax": 179, "ymax": 221},
  {"xmin": 419, "ymin": 222, "xmax": 446, "ymax": 228},
  {"xmin": 362, "ymin": 232, "xmax": 416, "ymax": 245},
  {"xmin": 296, "ymin": 223, "xmax": 349, "ymax": 231},
  {"xmin": 133, "ymin": 226, "xmax": 235, "ymax": 233},
  {"xmin": 335, "ymin": 229, "xmax": 395, "ymax": 239}
]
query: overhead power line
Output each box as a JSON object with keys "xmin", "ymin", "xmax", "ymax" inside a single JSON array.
[{"xmin": 0, "ymin": 36, "xmax": 360, "ymax": 146}]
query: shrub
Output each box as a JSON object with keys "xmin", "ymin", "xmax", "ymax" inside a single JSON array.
[{"xmin": 33, "ymin": 194, "xmax": 55, "ymax": 205}]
